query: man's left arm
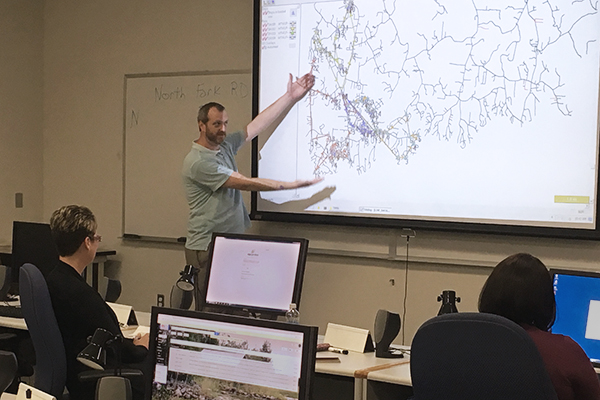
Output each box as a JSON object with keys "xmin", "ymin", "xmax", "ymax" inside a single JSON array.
[{"xmin": 245, "ymin": 71, "xmax": 315, "ymax": 141}]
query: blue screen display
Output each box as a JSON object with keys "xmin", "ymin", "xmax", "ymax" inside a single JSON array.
[{"xmin": 552, "ymin": 272, "xmax": 600, "ymax": 362}]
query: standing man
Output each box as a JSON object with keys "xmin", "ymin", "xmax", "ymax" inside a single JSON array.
[{"xmin": 182, "ymin": 71, "xmax": 321, "ymax": 306}]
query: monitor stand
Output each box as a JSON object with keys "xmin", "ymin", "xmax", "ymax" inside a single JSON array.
[
  {"xmin": 247, "ymin": 311, "xmax": 278, "ymax": 321},
  {"xmin": 201, "ymin": 305, "xmax": 279, "ymax": 321}
]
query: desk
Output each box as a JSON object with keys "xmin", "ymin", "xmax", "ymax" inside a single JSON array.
[
  {"xmin": 0, "ymin": 246, "xmax": 116, "ymax": 292},
  {"xmin": 364, "ymin": 360, "xmax": 412, "ymax": 400},
  {"xmin": 0, "ymin": 316, "xmax": 26, "ymax": 331},
  {"xmin": 314, "ymin": 349, "xmax": 413, "ymax": 400},
  {"xmin": 0, "ymin": 308, "xmax": 150, "ymax": 333}
]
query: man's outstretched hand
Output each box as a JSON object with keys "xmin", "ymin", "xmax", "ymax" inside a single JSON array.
[
  {"xmin": 288, "ymin": 70, "xmax": 315, "ymax": 101},
  {"xmin": 291, "ymin": 176, "xmax": 324, "ymax": 189}
]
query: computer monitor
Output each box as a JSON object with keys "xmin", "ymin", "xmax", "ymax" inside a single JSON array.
[
  {"xmin": 9, "ymin": 221, "xmax": 59, "ymax": 295},
  {"xmin": 550, "ymin": 269, "xmax": 600, "ymax": 365},
  {"xmin": 146, "ymin": 307, "xmax": 318, "ymax": 400},
  {"xmin": 202, "ymin": 233, "xmax": 309, "ymax": 319}
]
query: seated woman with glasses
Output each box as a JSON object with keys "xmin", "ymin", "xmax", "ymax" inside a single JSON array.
[
  {"xmin": 479, "ymin": 253, "xmax": 600, "ymax": 400},
  {"xmin": 47, "ymin": 205, "xmax": 149, "ymax": 400}
]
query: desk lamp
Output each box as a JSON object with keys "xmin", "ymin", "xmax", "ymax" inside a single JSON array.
[
  {"xmin": 437, "ymin": 290, "xmax": 460, "ymax": 315},
  {"xmin": 176, "ymin": 264, "xmax": 196, "ymax": 291},
  {"xmin": 77, "ymin": 328, "xmax": 116, "ymax": 370},
  {"xmin": 77, "ymin": 328, "xmax": 138, "ymax": 400},
  {"xmin": 171, "ymin": 265, "xmax": 196, "ymax": 309}
]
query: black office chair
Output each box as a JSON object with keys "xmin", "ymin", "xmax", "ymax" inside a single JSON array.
[
  {"xmin": 0, "ymin": 350, "xmax": 18, "ymax": 393},
  {"xmin": 100, "ymin": 276, "xmax": 122, "ymax": 303},
  {"xmin": 410, "ymin": 312, "xmax": 558, "ymax": 400},
  {"xmin": 19, "ymin": 263, "xmax": 142, "ymax": 400},
  {"xmin": 19, "ymin": 263, "xmax": 68, "ymax": 398}
]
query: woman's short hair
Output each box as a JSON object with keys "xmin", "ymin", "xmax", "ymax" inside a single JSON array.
[
  {"xmin": 478, "ymin": 253, "xmax": 556, "ymax": 331},
  {"xmin": 50, "ymin": 205, "xmax": 97, "ymax": 257}
]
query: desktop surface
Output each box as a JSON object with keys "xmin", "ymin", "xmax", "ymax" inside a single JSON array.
[{"xmin": 315, "ymin": 346, "xmax": 411, "ymax": 383}]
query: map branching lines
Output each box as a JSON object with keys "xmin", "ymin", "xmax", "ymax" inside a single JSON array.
[
  {"xmin": 257, "ymin": 0, "xmax": 600, "ymax": 228},
  {"xmin": 304, "ymin": 0, "xmax": 599, "ymax": 175}
]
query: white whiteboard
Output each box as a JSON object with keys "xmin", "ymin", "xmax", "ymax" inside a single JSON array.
[{"xmin": 123, "ymin": 71, "xmax": 252, "ymax": 240}]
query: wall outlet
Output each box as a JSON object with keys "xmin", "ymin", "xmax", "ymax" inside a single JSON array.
[{"xmin": 157, "ymin": 293, "xmax": 165, "ymax": 307}]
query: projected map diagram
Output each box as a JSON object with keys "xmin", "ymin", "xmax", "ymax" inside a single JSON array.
[
  {"xmin": 304, "ymin": 0, "xmax": 597, "ymax": 176},
  {"xmin": 257, "ymin": 0, "xmax": 600, "ymax": 225}
]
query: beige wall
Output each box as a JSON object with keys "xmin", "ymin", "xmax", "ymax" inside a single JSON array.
[
  {"xmin": 4, "ymin": 0, "xmax": 600, "ymax": 344},
  {"xmin": 0, "ymin": 0, "xmax": 44, "ymax": 242},
  {"xmin": 252, "ymin": 221, "xmax": 600, "ymax": 341}
]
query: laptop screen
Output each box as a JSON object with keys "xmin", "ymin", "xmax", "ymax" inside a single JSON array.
[
  {"xmin": 551, "ymin": 269, "xmax": 600, "ymax": 364},
  {"xmin": 146, "ymin": 307, "xmax": 317, "ymax": 400}
]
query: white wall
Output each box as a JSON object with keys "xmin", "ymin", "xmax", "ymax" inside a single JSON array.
[
  {"xmin": 5, "ymin": 0, "xmax": 600, "ymax": 344},
  {"xmin": 0, "ymin": 0, "xmax": 44, "ymax": 243}
]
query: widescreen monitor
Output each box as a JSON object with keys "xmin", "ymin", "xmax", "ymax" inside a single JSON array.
[
  {"xmin": 550, "ymin": 269, "xmax": 600, "ymax": 365},
  {"xmin": 2, "ymin": 221, "xmax": 59, "ymax": 297},
  {"xmin": 146, "ymin": 307, "xmax": 318, "ymax": 400},
  {"xmin": 202, "ymin": 232, "xmax": 308, "ymax": 318},
  {"xmin": 252, "ymin": 0, "xmax": 600, "ymax": 239}
]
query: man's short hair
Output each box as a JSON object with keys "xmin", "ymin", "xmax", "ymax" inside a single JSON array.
[
  {"xmin": 50, "ymin": 205, "xmax": 97, "ymax": 257},
  {"xmin": 197, "ymin": 102, "xmax": 225, "ymax": 124}
]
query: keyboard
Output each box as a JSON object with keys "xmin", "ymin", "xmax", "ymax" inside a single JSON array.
[{"xmin": 0, "ymin": 305, "xmax": 23, "ymax": 318}]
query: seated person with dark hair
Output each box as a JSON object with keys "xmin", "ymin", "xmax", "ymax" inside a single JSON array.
[
  {"xmin": 479, "ymin": 253, "xmax": 600, "ymax": 400},
  {"xmin": 47, "ymin": 205, "xmax": 149, "ymax": 400}
]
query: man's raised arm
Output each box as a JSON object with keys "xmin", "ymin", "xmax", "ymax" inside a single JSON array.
[{"xmin": 245, "ymin": 70, "xmax": 315, "ymax": 141}]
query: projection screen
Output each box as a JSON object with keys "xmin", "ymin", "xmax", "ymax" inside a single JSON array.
[{"xmin": 251, "ymin": 0, "xmax": 600, "ymax": 238}]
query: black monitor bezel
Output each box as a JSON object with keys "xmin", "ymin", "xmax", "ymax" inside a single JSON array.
[
  {"xmin": 549, "ymin": 268, "xmax": 600, "ymax": 280},
  {"xmin": 145, "ymin": 306, "xmax": 318, "ymax": 400},
  {"xmin": 201, "ymin": 232, "xmax": 309, "ymax": 319},
  {"xmin": 9, "ymin": 221, "xmax": 59, "ymax": 295}
]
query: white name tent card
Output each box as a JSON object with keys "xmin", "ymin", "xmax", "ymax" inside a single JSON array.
[
  {"xmin": 16, "ymin": 383, "xmax": 56, "ymax": 400},
  {"xmin": 324, "ymin": 322, "xmax": 374, "ymax": 353},
  {"xmin": 107, "ymin": 302, "xmax": 138, "ymax": 328}
]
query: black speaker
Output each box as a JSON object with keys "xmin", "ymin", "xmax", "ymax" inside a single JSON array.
[{"xmin": 373, "ymin": 309, "xmax": 403, "ymax": 358}]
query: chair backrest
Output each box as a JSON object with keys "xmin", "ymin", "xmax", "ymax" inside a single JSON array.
[
  {"xmin": 99, "ymin": 277, "xmax": 122, "ymax": 303},
  {"xmin": 410, "ymin": 312, "xmax": 558, "ymax": 400},
  {"xmin": 19, "ymin": 263, "xmax": 67, "ymax": 399},
  {"xmin": 0, "ymin": 350, "xmax": 18, "ymax": 393}
]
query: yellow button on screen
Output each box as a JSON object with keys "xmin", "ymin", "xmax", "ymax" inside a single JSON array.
[{"xmin": 554, "ymin": 196, "xmax": 590, "ymax": 204}]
